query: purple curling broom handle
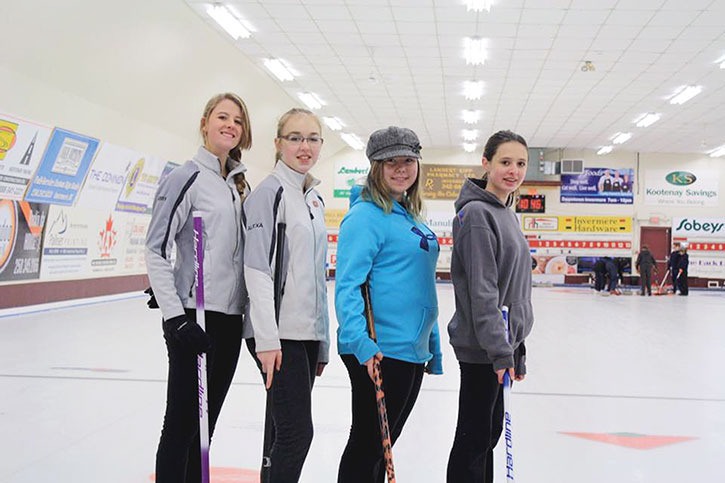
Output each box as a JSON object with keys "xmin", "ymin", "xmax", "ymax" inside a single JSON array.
[
  {"xmin": 502, "ymin": 306, "xmax": 514, "ymax": 482},
  {"xmin": 193, "ymin": 213, "xmax": 210, "ymax": 483}
]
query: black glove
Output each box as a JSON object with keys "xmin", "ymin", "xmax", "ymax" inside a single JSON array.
[
  {"xmin": 162, "ymin": 315, "xmax": 211, "ymax": 354},
  {"xmin": 144, "ymin": 287, "xmax": 159, "ymax": 309}
]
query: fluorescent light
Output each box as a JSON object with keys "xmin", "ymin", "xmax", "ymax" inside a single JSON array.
[
  {"xmin": 323, "ymin": 117, "xmax": 345, "ymax": 131},
  {"xmin": 263, "ymin": 58, "xmax": 296, "ymax": 82},
  {"xmin": 669, "ymin": 85, "xmax": 703, "ymax": 105},
  {"xmin": 462, "ymin": 129, "xmax": 479, "ymax": 141},
  {"xmin": 721, "ymin": 60, "xmax": 725, "ymax": 69},
  {"xmin": 462, "ymin": 109, "xmax": 481, "ymax": 124},
  {"xmin": 634, "ymin": 112, "xmax": 661, "ymax": 128},
  {"xmin": 297, "ymin": 92, "xmax": 325, "ymax": 110},
  {"xmin": 463, "ymin": 37, "xmax": 488, "ymax": 66},
  {"xmin": 463, "ymin": 80, "xmax": 484, "ymax": 100},
  {"xmin": 611, "ymin": 132, "xmax": 632, "ymax": 145},
  {"xmin": 206, "ymin": 5, "xmax": 251, "ymax": 39},
  {"xmin": 708, "ymin": 145, "xmax": 725, "ymax": 157},
  {"xmin": 341, "ymin": 133, "xmax": 365, "ymax": 150},
  {"xmin": 463, "ymin": 143, "xmax": 478, "ymax": 153},
  {"xmin": 597, "ymin": 145, "xmax": 613, "ymax": 155},
  {"xmin": 465, "ymin": 0, "xmax": 493, "ymax": 12}
]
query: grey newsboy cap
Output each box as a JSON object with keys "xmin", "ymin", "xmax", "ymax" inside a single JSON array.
[{"xmin": 366, "ymin": 126, "xmax": 422, "ymax": 162}]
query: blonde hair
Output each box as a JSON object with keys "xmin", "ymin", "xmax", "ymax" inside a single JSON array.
[
  {"xmin": 200, "ymin": 92, "xmax": 253, "ymax": 162},
  {"xmin": 275, "ymin": 108, "xmax": 322, "ymax": 163},
  {"xmin": 362, "ymin": 160, "xmax": 423, "ymax": 218}
]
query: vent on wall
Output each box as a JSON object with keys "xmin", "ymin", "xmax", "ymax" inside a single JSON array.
[{"xmin": 561, "ymin": 159, "xmax": 583, "ymax": 174}]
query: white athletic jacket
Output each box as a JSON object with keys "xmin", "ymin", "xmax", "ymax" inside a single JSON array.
[
  {"xmin": 243, "ymin": 161, "xmax": 330, "ymax": 363},
  {"xmin": 145, "ymin": 146, "xmax": 247, "ymax": 320}
]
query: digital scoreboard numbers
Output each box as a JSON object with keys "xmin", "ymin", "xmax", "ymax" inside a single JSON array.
[{"xmin": 516, "ymin": 194, "xmax": 545, "ymax": 213}]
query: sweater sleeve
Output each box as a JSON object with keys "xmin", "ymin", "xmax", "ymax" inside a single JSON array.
[
  {"xmin": 335, "ymin": 204, "xmax": 385, "ymax": 365},
  {"xmin": 243, "ymin": 183, "xmax": 281, "ymax": 353},
  {"xmin": 458, "ymin": 219, "xmax": 513, "ymax": 371}
]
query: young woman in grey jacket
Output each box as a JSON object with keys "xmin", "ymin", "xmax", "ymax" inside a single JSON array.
[
  {"xmin": 446, "ymin": 130, "xmax": 534, "ymax": 483},
  {"xmin": 145, "ymin": 92, "xmax": 252, "ymax": 483},
  {"xmin": 243, "ymin": 108, "xmax": 329, "ymax": 483}
]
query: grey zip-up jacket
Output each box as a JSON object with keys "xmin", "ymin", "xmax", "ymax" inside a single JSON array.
[
  {"xmin": 243, "ymin": 161, "xmax": 330, "ymax": 363},
  {"xmin": 448, "ymin": 178, "xmax": 534, "ymax": 373},
  {"xmin": 145, "ymin": 146, "xmax": 247, "ymax": 320}
]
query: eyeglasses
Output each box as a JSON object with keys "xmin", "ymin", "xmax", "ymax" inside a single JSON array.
[
  {"xmin": 279, "ymin": 134, "xmax": 324, "ymax": 146},
  {"xmin": 382, "ymin": 158, "xmax": 417, "ymax": 168}
]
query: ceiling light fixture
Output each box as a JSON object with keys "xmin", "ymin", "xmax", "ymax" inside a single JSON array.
[
  {"xmin": 463, "ymin": 80, "xmax": 484, "ymax": 100},
  {"xmin": 462, "ymin": 110, "xmax": 481, "ymax": 124},
  {"xmin": 297, "ymin": 92, "xmax": 325, "ymax": 110},
  {"xmin": 708, "ymin": 145, "xmax": 725, "ymax": 157},
  {"xmin": 597, "ymin": 145, "xmax": 613, "ymax": 155},
  {"xmin": 669, "ymin": 85, "xmax": 703, "ymax": 105},
  {"xmin": 206, "ymin": 4, "xmax": 252, "ymax": 39},
  {"xmin": 462, "ymin": 129, "xmax": 479, "ymax": 141},
  {"xmin": 263, "ymin": 58, "xmax": 296, "ymax": 82},
  {"xmin": 463, "ymin": 37, "xmax": 488, "ymax": 65},
  {"xmin": 340, "ymin": 132, "xmax": 365, "ymax": 150},
  {"xmin": 611, "ymin": 132, "xmax": 632, "ymax": 145},
  {"xmin": 323, "ymin": 117, "xmax": 345, "ymax": 131},
  {"xmin": 463, "ymin": 143, "xmax": 478, "ymax": 153},
  {"xmin": 634, "ymin": 112, "xmax": 661, "ymax": 128},
  {"xmin": 465, "ymin": 0, "xmax": 493, "ymax": 12}
]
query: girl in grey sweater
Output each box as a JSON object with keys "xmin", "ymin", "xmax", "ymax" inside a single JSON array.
[{"xmin": 447, "ymin": 130, "xmax": 534, "ymax": 483}]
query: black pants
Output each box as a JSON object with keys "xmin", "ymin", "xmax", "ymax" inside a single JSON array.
[
  {"xmin": 677, "ymin": 271, "xmax": 689, "ymax": 295},
  {"xmin": 247, "ymin": 338, "xmax": 319, "ymax": 483},
  {"xmin": 447, "ymin": 361, "xmax": 504, "ymax": 483},
  {"xmin": 640, "ymin": 267, "xmax": 653, "ymax": 295},
  {"xmin": 337, "ymin": 354, "xmax": 425, "ymax": 483},
  {"xmin": 155, "ymin": 310, "xmax": 243, "ymax": 483}
]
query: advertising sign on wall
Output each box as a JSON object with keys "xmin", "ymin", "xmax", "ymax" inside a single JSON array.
[
  {"xmin": 672, "ymin": 217, "xmax": 725, "ymax": 239},
  {"xmin": 645, "ymin": 169, "xmax": 719, "ymax": 207},
  {"xmin": 24, "ymin": 128, "xmax": 100, "ymax": 206},
  {"xmin": 560, "ymin": 167, "xmax": 634, "ymax": 204},
  {"xmin": 333, "ymin": 159, "xmax": 369, "ymax": 199},
  {"xmin": 0, "ymin": 114, "xmax": 53, "ymax": 200},
  {"xmin": 0, "ymin": 200, "xmax": 48, "ymax": 282},
  {"xmin": 115, "ymin": 156, "xmax": 168, "ymax": 214},
  {"xmin": 76, "ymin": 143, "xmax": 140, "ymax": 211},
  {"xmin": 421, "ymin": 164, "xmax": 483, "ymax": 200},
  {"xmin": 522, "ymin": 215, "xmax": 632, "ymax": 233}
]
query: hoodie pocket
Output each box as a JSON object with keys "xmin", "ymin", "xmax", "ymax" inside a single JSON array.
[{"xmin": 411, "ymin": 306, "xmax": 438, "ymax": 360}]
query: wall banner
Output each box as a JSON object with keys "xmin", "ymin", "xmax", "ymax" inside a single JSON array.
[
  {"xmin": 523, "ymin": 215, "xmax": 632, "ymax": 233},
  {"xmin": 421, "ymin": 164, "xmax": 483, "ymax": 200},
  {"xmin": 645, "ymin": 169, "xmax": 719, "ymax": 207},
  {"xmin": 24, "ymin": 128, "xmax": 100, "ymax": 206},
  {"xmin": 560, "ymin": 167, "xmax": 634, "ymax": 204},
  {"xmin": 0, "ymin": 114, "xmax": 53, "ymax": 200},
  {"xmin": 334, "ymin": 159, "xmax": 369, "ymax": 199},
  {"xmin": 672, "ymin": 217, "xmax": 725, "ymax": 239},
  {"xmin": 0, "ymin": 200, "xmax": 48, "ymax": 282}
]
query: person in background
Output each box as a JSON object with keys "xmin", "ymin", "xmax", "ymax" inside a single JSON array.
[
  {"xmin": 635, "ymin": 245, "xmax": 656, "ymax": 296},
  {"xmin": 446, "ymin": 130, "xmax": 534, "ymax": 483},
  {"xmin": 335, "ymin": 126, "xmax": 443, "ymax": 483},
  {"xmin": 676, "ymin": 243, "xmax": 689, "ymax": 296},
  {"xmin": 145, "ymin": 92, "xmax": 252, "ymax": 483},
  {"xmin": 243, "ymin": 107, "xmax": 329, "ymax": 483},
  {"xmin": 668, "ymin": 242, "xmax": 681, "ymax": 292}
]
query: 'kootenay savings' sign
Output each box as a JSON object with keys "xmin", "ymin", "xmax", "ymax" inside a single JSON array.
[{"xmin": 645, "ymin": 169, "xmax": 719, "ymax": 206}]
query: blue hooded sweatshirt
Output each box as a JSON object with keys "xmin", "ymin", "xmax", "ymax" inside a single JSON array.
[{"xmin": 335, "ymin": 186, "xmax": 443, "ymax": 373}]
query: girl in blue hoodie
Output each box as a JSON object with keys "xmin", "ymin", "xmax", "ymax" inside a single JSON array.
[
  {"xmin": 446, "ymin": 130, "xmax": 534, "ymax": 483},
  {"xmin": 335, "ymin": 126, "xmax": 443, "ymax": 482}
]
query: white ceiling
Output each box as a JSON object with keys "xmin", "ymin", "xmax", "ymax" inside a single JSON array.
[{"xmin": 185, "ymin": 0, "xmax": 725, "ymax": 155}]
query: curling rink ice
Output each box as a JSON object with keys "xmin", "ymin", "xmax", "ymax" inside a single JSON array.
[{"xmin": 1, "ymin": 282, "xmax": 723, "ymax": 483}]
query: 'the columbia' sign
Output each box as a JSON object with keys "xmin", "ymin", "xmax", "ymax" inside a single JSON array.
[{"xmin": 673, "ymin": 217, "xmax": 725, "ymax": 238}]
